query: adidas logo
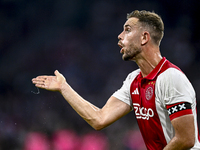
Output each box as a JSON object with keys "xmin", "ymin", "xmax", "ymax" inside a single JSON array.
[{"xmin": 132, "ymin": 88, "xmax": 139, "ymax": 95}]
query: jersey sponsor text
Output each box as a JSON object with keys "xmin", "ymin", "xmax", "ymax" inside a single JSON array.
[{"xmin": 133, "ymin": 103, "xmax": 154, "ymax": 120}]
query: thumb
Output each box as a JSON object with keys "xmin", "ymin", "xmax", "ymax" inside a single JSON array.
[
  {"xmin": 54, "ymin": 70, "xmax": 66, "ymax": 81},
  {"xmin": 54, "ymin": 70, "xmax": 60, "ymax": 76}
]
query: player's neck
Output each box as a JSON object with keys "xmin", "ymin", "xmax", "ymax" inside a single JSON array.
[{"xmin": 135, "ymin": 48, "xmax": 162, "ymax": 78}]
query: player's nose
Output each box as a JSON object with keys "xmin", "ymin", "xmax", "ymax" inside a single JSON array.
[{"xmin": 118, "ymin": 31, "xmax": 124, "ymax": 40}]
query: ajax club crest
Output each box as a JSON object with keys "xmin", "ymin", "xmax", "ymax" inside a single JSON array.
[{"xmin": 145, "ymin": 82, "xmax": 155, "ymax": 100}]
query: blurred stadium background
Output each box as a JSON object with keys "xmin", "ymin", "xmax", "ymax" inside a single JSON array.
[{"xmin": 0, "ymin": 0, "xmax": 199, "ymax": 149}]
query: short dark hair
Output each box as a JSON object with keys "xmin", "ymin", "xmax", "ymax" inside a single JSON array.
[{"xmin": 127, "ymin": 10, "xmax": 164, "ymax": 45}]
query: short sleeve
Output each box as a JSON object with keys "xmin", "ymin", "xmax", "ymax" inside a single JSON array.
[
  {"xmin": 112, "ymin": 69, "xmax": 140, "ymax": 109},
  {"xmin": 155, "ymin": 68, "xmax": 195, "ymax": 106}
]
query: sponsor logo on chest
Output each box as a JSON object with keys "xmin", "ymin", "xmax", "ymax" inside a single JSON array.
[
  {"xmin": 131, "ymin": 80, "xmax": 156, "ymax": 120},
  {"xmin": 133, "ymin": 103, "xmax": 154, "ymax": 120}
]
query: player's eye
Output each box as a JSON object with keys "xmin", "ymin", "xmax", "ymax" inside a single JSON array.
[{"xmin": 125, "ymin": 27, "xmax": 131, "ymax": 32}]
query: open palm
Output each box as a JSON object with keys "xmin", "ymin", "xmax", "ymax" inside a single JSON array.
[{"xmin": 32, "ymin": 70, "xmax": 66, "ymax": 92}]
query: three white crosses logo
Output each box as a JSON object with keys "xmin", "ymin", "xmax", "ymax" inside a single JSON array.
[{"xmin": 168, "ymin": 103, "xmax": 187, "ymax": 115}]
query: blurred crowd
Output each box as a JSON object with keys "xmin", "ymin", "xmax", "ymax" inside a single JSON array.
[{"xmin": 0, "ymin": 0, "xmax": 200, "ymax": 149}]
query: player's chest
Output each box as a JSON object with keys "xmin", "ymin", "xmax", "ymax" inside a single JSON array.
[
  {"xmin": 130, "ymin": 77, "xmax": 156, "ymax": 109},
  {"xmin": 130, "ymin": 77, "xmax": 157, "ymax": 120}
]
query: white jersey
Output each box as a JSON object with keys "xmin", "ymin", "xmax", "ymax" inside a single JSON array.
[{"xmin": 112, "ymin": 57, "xmax": 200, "ymax": 150}]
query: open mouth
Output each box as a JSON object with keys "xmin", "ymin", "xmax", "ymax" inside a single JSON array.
[
  {"xmin": 118, "ymin": 42, "xmax": 123, "ymax": 49},
  {"xmin": 118, "ymin": 42, "xmax": 124, "ymax": 53}
]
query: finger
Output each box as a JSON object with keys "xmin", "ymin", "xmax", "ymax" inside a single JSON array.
[
  {"xmin": 36, "ymin": 76, "xmax": 49, "ymax": 80},
  {"xmin": 32, "ymin": 76, "xmax": 50, "ymax": 82},
  {"xmin": 34, "ymin": 79, "xmax": 49, "ymax": 88},
  {"xmin": 32, "ymin": 77, "xmax": 46, "ymax": 85},
  {"xmin": 32, "ymin": 76, "xmax": 51, "ymax": 89},
  {"xmin": 54, "ymin": 70, "xmax": 65, "ymax": 80},
  {"xmin": 32, "ymin": 77, "xmax": 43, "ymax": 82},
  {"xmin": 54, "ymin": 70, "xmax": 60, "ymax": 76},
  {"xmin": 33, "ymin": 81, "xmax": 45, "ymax": 85},
  {"xmin": 32, "ymin": 80, "xmax": 44, "ymax": 86},
  {"xmin": 35, "ymin": 83, "xmax": 47, "ymax": 89}
]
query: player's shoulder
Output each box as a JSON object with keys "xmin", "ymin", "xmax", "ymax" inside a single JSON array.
[
  {"xmin": 126, "ymin": 69, "xmax": 140, "ymax": 80},
  {"xmin": 158, "ymin": 67, "xmax": 185, "ymax": 80},
  {"xmin": 156, "ymin": 66, "xmax": 192, "ymax": 91}
]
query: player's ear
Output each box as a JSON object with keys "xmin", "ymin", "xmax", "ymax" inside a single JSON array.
[{"xmin": 141, "ymin": 31, "xmax": 150, "ymax": 45}]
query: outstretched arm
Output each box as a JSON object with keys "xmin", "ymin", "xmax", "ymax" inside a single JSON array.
[{"xmin": 32, "ymin": 70, "xmax": 132, "ymax": 130}]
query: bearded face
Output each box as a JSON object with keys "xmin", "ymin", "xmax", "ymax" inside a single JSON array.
[
  {"xmin": 118, "ymin": 17, "xmax": 143, "ymax": 61},
  {"xmin": 121, "ymin": 43, "xmax": 142, "ymax": 61}
]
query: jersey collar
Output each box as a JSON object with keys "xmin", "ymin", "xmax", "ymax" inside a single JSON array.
[{"xmin": 139, "ymin": 57, "xmax": 167, "ymax": 80}]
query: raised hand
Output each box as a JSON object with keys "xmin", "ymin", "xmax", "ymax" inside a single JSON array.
[{"xmin": 32, "ymin": 70, "xmax": 66, "ymax": 92}]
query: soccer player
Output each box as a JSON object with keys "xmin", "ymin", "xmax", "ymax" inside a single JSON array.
[{"xmin": 32, "ymin": 10, "xmax": 200, "ymax": 150}]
